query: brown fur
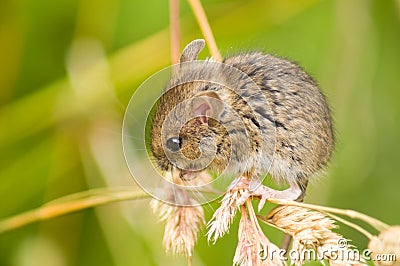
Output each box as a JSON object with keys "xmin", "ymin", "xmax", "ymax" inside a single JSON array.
[{"xmin": 150, "ymin": 40, "xmax": 334, "ymax": 187}]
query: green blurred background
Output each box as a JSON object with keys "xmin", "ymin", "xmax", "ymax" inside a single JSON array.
[{"xmin": 1, "ymin": 0, "xmax": 400, "ymax": 265}]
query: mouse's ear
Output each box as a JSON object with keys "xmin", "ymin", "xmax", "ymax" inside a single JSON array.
[
  {"xmin": 192, "ymin": 91, "xmax": 223, "ymax": 124},
  {"xmin": 180, "ymin": 39, "xmax": 205, "ymax": 63}
]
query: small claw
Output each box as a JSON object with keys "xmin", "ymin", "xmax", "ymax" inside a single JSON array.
[
  {"xmin": 258, "ymin": 196, "xmax": 267, "ymax": 212},
  {"xmin": 251, "ymin": 185, "xmax": 270, "ymax": 211},
  {"xmin": 237, "ymin": 190, "xmax": 250, "ymax": 206}
]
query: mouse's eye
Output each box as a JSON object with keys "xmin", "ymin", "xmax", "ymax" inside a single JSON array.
[{"xmin": 166, "ymin": 137, "xmax": 182, "ymax": 152}]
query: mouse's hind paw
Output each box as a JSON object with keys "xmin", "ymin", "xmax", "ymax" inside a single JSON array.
[{"xmin": 249, "ymin": 183, "xmax": 305, "ymax": 211}]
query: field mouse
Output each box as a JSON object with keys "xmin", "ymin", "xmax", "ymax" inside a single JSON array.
[{"xmin": 150, "ymin": 39, "xmax": 334, "ymax": 206}]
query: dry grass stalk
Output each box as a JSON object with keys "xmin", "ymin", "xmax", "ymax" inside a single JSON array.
[
  {"xmin": 368, "ymin": 226, "xmax": 400, "ymax": 266},
  {"xmin": 169, "ymin": 0, "xmax": 180, "ymax": 64},
  {"xmin": 266, "ymin": 205, "xmax": 366, "ymax": 266},
  {"xmin": 151, "ymin": 198, "xmax": 205, "ymax": 257},
  {"xmin": 187, "ymin": 0, "xmax": 222, "ymax": 61}
]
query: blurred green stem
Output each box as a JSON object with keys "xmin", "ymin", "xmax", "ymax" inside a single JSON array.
[
  {"xmin": 0, "ymin": 0, "xmax": 317, "ymax": 149},
  {"xmin": 0, "ymin": 187, "xmax": 149, "ymax": 234}
]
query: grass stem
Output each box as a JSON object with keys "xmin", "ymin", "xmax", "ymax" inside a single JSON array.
[
  {"xmin": 187, "ymin": 0, "xmax": 222, "ymax": 61},
  {"xmin": 0, "ymin": 187, "xmax": 149, "ymax": 234},
  {"xmin": 170, "ymin": 0, "xmax": 180, "ymax": 64}
]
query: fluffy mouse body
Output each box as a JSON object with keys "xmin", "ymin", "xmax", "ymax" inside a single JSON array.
[{"xmin": 150, "ymin": 40, "xmax": 334, "ymax": 199}]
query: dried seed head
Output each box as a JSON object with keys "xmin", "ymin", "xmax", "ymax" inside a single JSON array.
[
  {"xmin": 151, "ymin": 198, "xmax": 205, "ymax": 257},
  {"xmin": 267, "ymin": 205, "xmax": 365, "ymax": 266},
  {"xmin": 206, "ymin": 188, "xmax": 249, "ymax": 243},
  {"xmin": 368, "ymin": 226, "xmax": 400, "ymax": 266},
  {"xmin": 234, "ymin": 212, "xmax": 285, "ymax": 266}
]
